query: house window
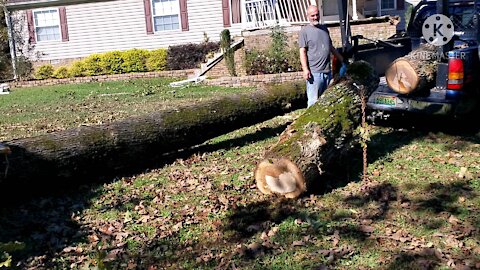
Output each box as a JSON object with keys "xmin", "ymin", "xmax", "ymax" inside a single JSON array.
[
  {"xmin": 381, "ymin": 0, "xmax": 395, "ymax": 10},
  {"xmin": 152, "ymin": 0, "xmax": 180, "ymax": 31},
  {"xmin": 33, "ymin": 9, "xmax": 61, "ymax": 41}
]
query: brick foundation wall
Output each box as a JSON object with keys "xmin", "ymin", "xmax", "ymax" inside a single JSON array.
[
  {"xmin": 203, "ymin": 72, "xmax": 303, "ymax": 87},
  {"xmin": 10, "ymin": 70, "xmax": 195, "ymax": 89},
  {"xmin": 242, "ymin": 18, "xmax": 398, "ymax": 50},
  {"xmin": 205, "ymin": 48, "xmax": 247, "ymax": 78},
  {"xmin": 205, "ymin": 18, "xmax": 398, "ymax": 78}
]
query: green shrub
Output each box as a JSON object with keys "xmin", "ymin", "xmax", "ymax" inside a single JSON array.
[
  {"xmin": 146, "ymin": 48, "xmax": 167, "ymax": 71},
  {"xmin": 220, "ymin": 29, "xmax": 236, "ymax": 76},
  {"xmin": 83, "ymin": 54, "xmax": 104, "ymax": 76},
  {"xmin": 121, "ymin": 49, "xmax": 150, "ymax": 73},
  {"xmin": 244, "ymin": 49, "xmax": 269, "ymax": 75},
  {"xmin": 100, "ymin": 51, "xmax": 124, "ymax": 74},
  {"xmin": 166, "ymin": 42, "xmax": 219, "ymax": 70},
  {"xmin": 0, "ymin": 54, "xmax": 13, "ymax": 80},
  {"xmin": 267, "ymin": 26, "xmax": 289, "ymax": 74},
  {"xmin": 68, "ymin": 61, "xmax": 86, "ymax": 77},
  {"xmin": 286, "ymin": 42, "xmax": 301, "ymax": 72},
  {"xmin": 34, "ymin": 64, "xmax": 54, "ymax": 79},
  {"xmin": 15, "ymin": 56, "xmax": 33, "ymax": 80},
  {"xmin": 244, "ymin": 27, "xmax": 300, "ymax": 75},
  {"xmin": 52, "ymin": 66, "xmax": 69, "ymax": 79}
]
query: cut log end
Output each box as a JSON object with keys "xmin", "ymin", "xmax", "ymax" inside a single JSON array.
[
  {"xmin": 255, "ymin": 158, "xmax": 306, "ymax": 199},
  {"xmin": 385, "ymin": 59, "xmax": 419, "ymax": 94}
]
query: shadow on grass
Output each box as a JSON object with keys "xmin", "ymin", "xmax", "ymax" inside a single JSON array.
[
  {"xmin": 414, "ymin": 181, "xmax": 477, "ymax": 215},
  {"xmin": 223, "ymin": 198, "xmax": 297, "ymax": 239},
  {"xmin": 368, "ymin": 111, "xmax": 480, "ymax": 162},
  {"xmin": 0, "ymin": 121, "xmax": 289, "ymax": 268},
  {"xmin": 305, "ymin": 128, "xmax": 418, "ymax": 197},
  {"xmin": 385, "ymin": 248, "xmax": 441, "ymax": 270},
  {"xmin": 0, "ymin": 186, "xmax": 98, "ymax": 269},
  {"xmin": 344, "ymin": 182, "xmax": 398, "ymax": 220}
]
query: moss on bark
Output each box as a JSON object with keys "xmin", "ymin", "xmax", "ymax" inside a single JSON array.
[{"xmin": 258, "ymin": 61, "xmax": 379, "ymax": 197}]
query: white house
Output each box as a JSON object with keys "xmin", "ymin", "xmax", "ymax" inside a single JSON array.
[{"xmin": 4, "ymin": 0, "xmax": 406, "ymax": 70}]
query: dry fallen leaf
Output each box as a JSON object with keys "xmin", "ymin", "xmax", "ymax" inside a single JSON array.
[
  {"xmin": 332, "ymin": 230, "xmax": 340, "ymax": 247},
  {"xmin": 292, "ymin": 240, "xmax": 305, "ymax": 247},
  {"xmin": 246, "ymin": 242, "xmax": 263, "ymax": 257},
  {"xmin": 267, "ymin": 227, "xmax": 279, "ymax": 237},
  {"xmin": 457, "ymin": 167, "xmax": 469, "ymax": 179},
  {"xmin": 359, "ymin": 225, "xmax": 375, "ymax": 233},
  {"xmin": 434, "ymin": 248, "xmax": 444, "ymax": 260},
  {"xmin": 448, "ymin": 215, "xmax": 461, "ymax": 225}
]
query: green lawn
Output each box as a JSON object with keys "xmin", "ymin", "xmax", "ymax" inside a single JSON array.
[
  {"xmin": 0, "ymin": 78, "xmax": 254, "ymax": 140},
  {"xmin": 0, "ymin": 79, "xmax": 479, "ymax": 269}
]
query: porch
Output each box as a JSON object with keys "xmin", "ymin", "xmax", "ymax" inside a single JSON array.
[{"xmin": 239, "ymin": 0, "xmax": 405, "ymax": 30}]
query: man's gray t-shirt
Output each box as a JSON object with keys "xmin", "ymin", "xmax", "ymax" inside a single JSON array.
[{"xmin": 298, "ymin": 24, "xmax": 332, "ymax": 73}]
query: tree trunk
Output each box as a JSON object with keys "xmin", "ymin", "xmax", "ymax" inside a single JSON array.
[
  {"xmin": 0, "ymin": 82, "xmax": 306, "ymax": 193},
  {"xmin": 385, "ymin": 44, "xmax": 438, "ymax": 94},
  {"xmin": 254, "ymin": 61, "xmax": 379, "ymax": 199}
]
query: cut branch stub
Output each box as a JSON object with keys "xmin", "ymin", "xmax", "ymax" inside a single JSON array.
[{"xmin": 255, "ymin": 61, "xmax": 379, "ymax": 199}]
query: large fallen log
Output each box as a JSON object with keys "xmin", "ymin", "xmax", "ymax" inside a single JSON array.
[
  {"xmin": 255, "ymin": 61, "xmax": 379, "ymax": 198},
  {"xmin": 0, "ymin": 82, "xmax": 306, "ymax": 194},
  {"xmin": 385, "ymin": 44, "xmax": 438, "ymax": 94}
]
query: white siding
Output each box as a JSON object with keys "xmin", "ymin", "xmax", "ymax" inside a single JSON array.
[{"xmin": 14, "ymin": 0, "xmax": 244, "ymax": 61}]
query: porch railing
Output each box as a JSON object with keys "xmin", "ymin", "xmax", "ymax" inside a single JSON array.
[{"xmin": 243, "ymin": 0, "xmax": 315, "ymax": 30}]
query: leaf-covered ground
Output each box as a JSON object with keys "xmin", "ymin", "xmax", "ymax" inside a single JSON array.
[{"xmin": 0, "ymin": 80, "xmax": 479, "ymax": 269}]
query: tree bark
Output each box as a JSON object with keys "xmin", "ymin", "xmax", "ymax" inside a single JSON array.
[
  {"xmin": 255, "ymin": 61, "xmax": 379, "ymax": 198},
  {"xmin": 0, "ymin": 82, "xmax": 306, "ymax": 193},
  {"xmin": 385, "ymin": 44, "xmax": 438, "ymax": 94}
]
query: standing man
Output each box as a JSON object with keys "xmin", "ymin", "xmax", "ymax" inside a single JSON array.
[{"xmin": 299, "ymin": 5, "xmax": 344, "ymax": 107}]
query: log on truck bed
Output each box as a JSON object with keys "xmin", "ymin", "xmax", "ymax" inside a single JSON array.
[{"xmin": 385, "ymin": 44, "xmax": 438, "ymax": 95}]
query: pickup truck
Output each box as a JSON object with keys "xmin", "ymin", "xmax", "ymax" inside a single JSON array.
[{"xmin": 349, "ymin": 0, "xmax": 480, "ymax": 116}]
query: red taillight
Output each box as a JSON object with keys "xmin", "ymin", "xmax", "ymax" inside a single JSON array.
[{"xmin": 447, "ymin": 58, "xmax": 464, "ymax": 90}]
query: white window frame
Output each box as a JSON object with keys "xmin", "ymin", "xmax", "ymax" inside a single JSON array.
[
  {"xmin": 151, "ymin": 0, "xmax": 182, "ymax": 32},
  {"xmin": 380, "ymin": 0, "xmax": 396, "ymax": 11},
  {"xmin": 230, "ymin": 0, "xmax": 243, "ymax": 25},
  {"xmin": 33, "ymin": 8, "xmax": 61, "ymax": 42}
]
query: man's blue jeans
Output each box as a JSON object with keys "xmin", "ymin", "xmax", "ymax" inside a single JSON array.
[{"xmin": 306, "ymin": 72, "xmax": 332, "ymax": 107}]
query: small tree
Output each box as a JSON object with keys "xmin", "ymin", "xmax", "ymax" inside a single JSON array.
[
  {"xmin": 267, "ymin": 25, "xmax": 289, "ymax": 74},
  {"xmin": 220, "ymin": 29, "xmax": 236, "ymax": 76},
  {"xmin": 2, "ymin": 1, "xmax": 35, "ymax": 80},
  {"xmin": 0, "ymin": 2, "xmax": 12, "ymax": 80}
]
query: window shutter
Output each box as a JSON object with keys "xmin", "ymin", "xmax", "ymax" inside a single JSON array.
[
  {"xmin": 143, "ymin": 0, "xmax": 154, "ymax": 34},
  {"xmin": 179, "ymin": 0, "xmax": 189, "ymax": 31},
  {"xmin": 26, "ymin": 10, "xmax": 36, "ymax": 44},
  {"xmin": 222, "ymin": 0, "xmax": 231, "ymax": 27},
  {"xmin": 231, "ymin": 0, "xmax": 241, "ymax": 24},
  {"xmin": 59, "ymin": 7, "xmax": 69, "ymax": 41},
  {"xmin": 397, "ymin": 0, "xmax": 404, "ymax": 10}
]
